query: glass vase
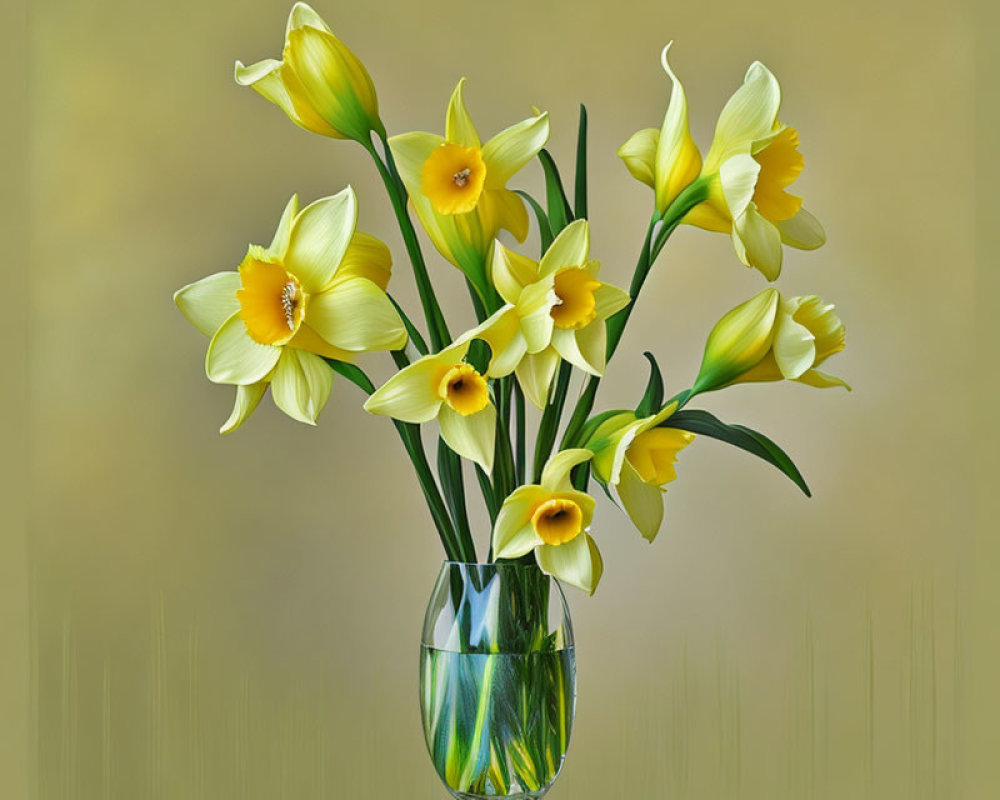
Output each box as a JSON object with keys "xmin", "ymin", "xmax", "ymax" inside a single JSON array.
[{"xmin": 419, "ymin": 561, "xmax": 577, "ymax": 800}]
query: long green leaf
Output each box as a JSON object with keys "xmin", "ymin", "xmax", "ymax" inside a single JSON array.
[
  {"xmin": 515, "ymin": 189, "xmax": 554, "ymax": 255},
  {"xmin": 538, "ymin": 149, "xmax": 573, "ymax": 234},
  {"xmin": 663, "ymin": 409, "xmax": 811, "ymax": 497},
  {"xmin": 635, "ymin": 351, "xmax": 665, "ymax": 417},
  {"xmin": 574, "ymin": 104, "xmax": 588, "ymax": 220}
]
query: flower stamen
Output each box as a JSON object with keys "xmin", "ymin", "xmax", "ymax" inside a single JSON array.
[
  {"xmin": 453, "ymin": 168, "xmax": 471, "ymax": 187},
  {"xmin": 281, "ymin": 281, "xmax": 299, "ymax": 330}
]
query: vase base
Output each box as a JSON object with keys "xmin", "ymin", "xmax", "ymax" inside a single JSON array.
[{"xmin": 449, "ymin": 793, "xmax": 547, "ymax": 800}]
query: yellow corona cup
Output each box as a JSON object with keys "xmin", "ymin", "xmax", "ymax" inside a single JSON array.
[{"xmin": 235, "ymin": 3, "xmax": 384, "ymax": 143}]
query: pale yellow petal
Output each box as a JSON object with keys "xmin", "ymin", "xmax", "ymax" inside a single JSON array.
[
  {"xmin": 704, "ymin": 61, "xmax": 781, "ymax": 173},
  {"xmin": 482, "ymin": 112, "xmax": 549, "ymax": 189},
  {"xmin": 490, "ymin": 243, "xmax": 539, "ymax": 305},
  {"xmin": 364, "ymin": 355, "xmax": 450, "ymax": 423},
  {"xmin": 267, "ymin": 194, "xmax": 300, "ymax": 259},
  {"xmin": 445, "ymin": 78, "xmax": 481, "ymax": 148},
  {"xmin": 493, "ymin": 485, "xmax": 548, "ymax": 558},
  {"xmin": 270, "ymin": 348, "xmax": 333, "ymax": 425},
  {"xmin": 305, "ymin": 277, "xmax": 407, "ymax": 352},
  {"xmin": 515, "ymin": 347, "xmax": 560, "ymax": 409},
  {"xmin": 589, "ymin": 413, "xmax": 640, "ymax": 484},
  {"xmin": 539, "ymin": 219, "xmax": 589, "ymax": 277},
  {"xmin": 732, "ymin": 204, "xmax": 784, "ymax": 280},
  {"xmin": 205, "ymin": 312, "xmax": 281, "ymax": 385},
  {"xmin": 234, "ymin": 59, "xmax": 311, "ymax": 132},
  {"xmin": 618, "ymin": 128, "xmax": 658, "ymax": 188},
  {"xmin": 775, "ymin": 207, "xmax": 826, "ymax": 250},
  {"xmin": 719, "ymin": 153, "xmax": 761, "ymax": 220},
  {"xmin": 592, "ymin": 283, "xmax": 630, "ymax": 320},
  {"xmin": 653, "ymin": 42, "xmax": 703, "ymax": 212},
  {"xmin": 220, "ymin": 382, "xmax": 267, "ymax": 434},
  {"xmin": 334, "ymin": 231, "xmax": 392, "ymax": 290},
  {"xmin": 286, "ymin": 2, "xmax": 332, "ymax": 34},
  {"xmin": 551, "ymin": 324, "xmax": 605, "ymax": 376},
  {"xmin": 174, "ymin": 272, "xmax": 241, "ymax": 337},
  {"xmin": 771, "ymin": 303, "xmax": 816, "ymax": 379},
  {"xmin": 477, "ymin": 188, "xmax": 529, "ymax": 243},
  {"xmin": 617, "ymin": 460, "xmax": 665, "ymax": 542},
  {"xmin": 540, "ymin": 448, "xmax": 594, "ymax": 492},
  {"xmin": 284, "ymin": 187, "xmax": 358, "ymax": 293},
  {"xmin": 797, "ymin": 368, "xmax": 851, "ymax": 390},
  {"xmin": 517, "ymin": 277, "xmax": 558, "ymax": 354},
  {"xmin": 439, "ymin": 403, "xmax": 496, "ymax": 472},
  {"xmin": 536, "ymin": 533, "xmax": 603, "ymax": 595},
  {"xmin": 468, "ymin": 306, "xmax": 527, "ymax": 377}
]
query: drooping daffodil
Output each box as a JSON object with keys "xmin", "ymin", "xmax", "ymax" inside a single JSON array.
[
  {"xmin": 476, "ymin": 220, "xmax": 630, "ymax": 408},
  {"xmin": 235, "ymin": 3, "xmax": 384, "ymax": 144},
  {"xmin": 587, "ymin": 402, "xmax": 694, "ymax": 541},
  {"xmin": 492, "ymin": 449, "xmax": 603, "ymax": 595},
  {"xmin": 363, "ymin": 337, "xmax": 497, "ymax": 471},
  {"xmin": 692, "ymin": 288, "xmax": 847, "ymax": 395},
  {"xmin": 619, "ymin": 44, "xmax": 825, "ymax": 280},
  {"xmin": 174, "ymin": 189, "xmax": 406, "ymax": 430},
  {"xmin": 388, "ymin": 79, "xmax": 549, "ymax": 300}
]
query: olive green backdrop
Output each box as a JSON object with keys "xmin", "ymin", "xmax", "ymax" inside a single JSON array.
[{"xmin": 6, "ymin": 0, "xmax": 999, "ymax": 797}]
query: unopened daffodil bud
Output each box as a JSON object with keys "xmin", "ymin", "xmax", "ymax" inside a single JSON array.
[
  {"xmin": 235, "ymin": 3, "xmax": 384, "ymax": 143},
  {"xmin": 492, "ymin": 449, "xmax": 603, "ymax": 595},
  {"xmin": 174, "ymin": 189, "xmax": 405, "ymax": 430}
]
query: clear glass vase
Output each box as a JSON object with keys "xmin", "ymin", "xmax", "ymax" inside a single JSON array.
[{"xmin": 420, "ymin": 561, "xmax": 577, "ymax": 800}]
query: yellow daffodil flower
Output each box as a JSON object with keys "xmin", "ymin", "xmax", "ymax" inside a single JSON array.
[
  {"xmin": 492, "ymin": 449, "xmax": 603, "ymax": 595},
  {"xmin": 587, "ymin": 402, "xmax": 694, "ymax": 542},
  {"xmin": 693, "ymin": 288, "xmax": 847, "ymax": 394},
  {"xmin": 174, "ymin": 189, "xmax": 406, "ymax": 430},
  {"xmin": 235, "ymin": 3, "xmax": 384, "ymax": 143},
  {"xmin": 731, "ymin": 294, "xmax": 849, "ymax": 389},
  {"xmin": 619, "ymin": 45, "xmax": 825, "ymax": 280},
  {"xmin": 363, "ymin": 338, "xmax": 497, "ymax": 471},
  {"xmin": 474, "ymin": 220, "xmax": 630, "ymax": 408},
  {"xmin": 388, "ymin": 79, "xmax": 549, "ymax": 299}
]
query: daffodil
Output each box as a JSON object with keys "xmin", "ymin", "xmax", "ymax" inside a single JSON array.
[
  {"xmin": 363, "ymin": 339, "xmax": 496, "ymax": 471},
  {"xmin": 692, "ymin": 288, "xmax": 847, "ymax": 394},
  {"xmin": 475, "ymin": 220, "xmax": 630, "ymax": 408},
  {"xmin": 174, "ymin": 189, "xmax": 406, "ymax": 429},
  {"xmin": 492, "ymin": 449, "xmax": 603, "ymax": 595},
  {"xmin": 587, "ymin": 403, "xmax": 694, "ymax": 541},
  {"xmin": 619, "ymin": 45, "xmax": 825, "ymax": 280},
  {"xmin": 388, "ymin": 79, "xmax": 549, "ymax": 300},
  {"xmin": 235, "ymin": 3, "xmax": 384, "ymax": 143},
  {"xmin": 731, "ymin": 294, "xmax": 849, "ymax": 389}
]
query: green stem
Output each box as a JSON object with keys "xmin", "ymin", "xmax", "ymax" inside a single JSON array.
[
  {"xmin": 366, "ymin": 136, "xmax": 451, "ymax": 352},
  {"xmin": 514, "ymin": 384, "xmax": 526, "ymax": 485},
  {"xmin": 437, "ymin": 441, "xmax": 477, "ymax": 562},
  {"xmin": 533, "ymin": 361, "xmax": 573, "ymax": 482}
]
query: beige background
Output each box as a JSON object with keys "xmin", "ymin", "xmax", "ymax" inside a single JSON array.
[{"xmin": 6, "ymin": 0, "xmax": 999, "ymax": 796}]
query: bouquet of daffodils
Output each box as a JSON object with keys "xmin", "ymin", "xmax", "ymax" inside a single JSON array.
[{"xmin": 175, "ymin": 4, "xmax": 847, "ymax": 596}]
